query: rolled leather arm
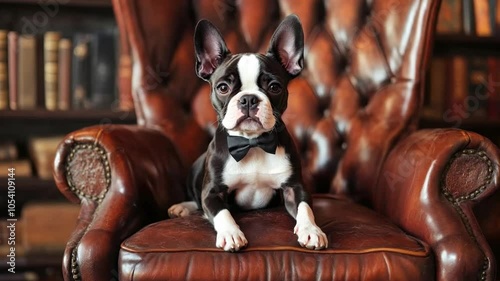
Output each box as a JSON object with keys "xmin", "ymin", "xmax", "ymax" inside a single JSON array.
[
  {"xmin": 53, "ymin": 124, "xmax": 186, "ymax": 281},
  {"xmin": 374, "ymin": 128, "xmax": 500, "ymax": 281}
]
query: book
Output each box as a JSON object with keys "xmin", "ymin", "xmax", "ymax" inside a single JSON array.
[
  {"xmin": 428, "ymin": 58, "xmax": 447, "ymax": 117},
  {"xmin": 0, "ymin": 141, "xmax": 18, "ymax": 161},
  {"xmin": 437, "ymin": 0, "xmax": 463, "ymax": 34},
  {"xmin": 487, "ymin": 58, "xmax": 500, "ymax": 118},
  {"xmin": 58, "ymin": 38, "xmax": 72, "ymax": 110},
  {"xmin": 7, "ymin": 32, "xmax": 18, "ymax": 110},
  {"xmin": 497, "ymin": 0, "xmax": 500, "ymax": 35},
  {"xmin": 0, "ymin": 160, "xmax": 32, "ymax": 177},
  {"xmin": 490, "ymin": 0, "xmax": 498, "ymax": 34},
  {"xmin": 90, "ymin": 33, "xmax": 117, "ymax": 109},
  {"xmin": 463, "ymin": 0, "xmax": 476, "ymax": 35},
  {"xmin": 117, "ymin": 32, "xmax": 133, "ymax": 111},
  {"xmin": 44, "ymin": 32, "xmax": 61, "ymax": 111},
  {"xmin": 474, "ymin": 0, "xmax": 493, "ymax": 36},
  {"xmin": 21, "ymin": 202, "xmax": 79, "ymax": 254},
  {"xmin": 467, "ymin": 57, "xmax": 489, "ymax": 118},
  {"xmin": 17, "ymin": 35, "xmax": 38, "ymax": 110},
  {"xmin": 0, "ymin": 220, "xmax": 25, "ymax": 257},
  {"xmin": 28, "ymin": 136, "xmax": 63, "ymax": 179},
  {"xmin": 0, "ymin": 30, "xmax": 7, "ymax": 110},
  {"xmin": 448, "ymin": 56, "xmax": 469, "ymax": 116},
  {"xmin": 71, "ymin": 33, "xmax": 91, "ymax": 109}
]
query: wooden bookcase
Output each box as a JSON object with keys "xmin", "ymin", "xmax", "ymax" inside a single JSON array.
[
  {"xmin": 0, "ymin": 1, "xmax": 135, "ymax": 280},
  {"xmin": 420, "ymin": 34, "xmax": 500, "ymax": 145}
]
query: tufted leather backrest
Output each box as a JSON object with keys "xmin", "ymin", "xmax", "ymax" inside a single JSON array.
[{"xmin": 113, "ymin": 0, "xmax": 441, "ymax": 203}]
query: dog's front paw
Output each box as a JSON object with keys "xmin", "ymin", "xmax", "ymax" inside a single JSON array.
[
  {"xmin": 216, "ymin": 227, "xmax": 248, "ymax": 252},
  {"xmin": 294, "ymin": 223, "xmax": 328, "ymax": 250}
]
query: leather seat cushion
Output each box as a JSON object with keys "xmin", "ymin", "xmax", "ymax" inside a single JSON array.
[{"xmin": 119, "ymin": 195, "xmax": 435, "ymax": 280}]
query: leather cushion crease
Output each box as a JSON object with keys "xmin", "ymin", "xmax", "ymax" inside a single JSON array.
[{"xmin": 119, "ymin": 195, "xmax": 434, "ymax": 280}]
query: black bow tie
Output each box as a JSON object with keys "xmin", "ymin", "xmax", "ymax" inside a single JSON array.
[{"xmin": 227, "ymin": 131, "xmax": 278, "ymax": 162}]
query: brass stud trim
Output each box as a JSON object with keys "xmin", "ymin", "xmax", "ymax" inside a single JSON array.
[
  {"xmin": 71, "ymin": 248, "xmax": 80, "ymax": 281},
  {"xmin": 441, "ymin": 149, "xmax": 494, "ymax": 280}
]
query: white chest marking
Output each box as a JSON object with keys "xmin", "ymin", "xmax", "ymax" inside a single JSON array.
[{"xmin": 223, "ymin": 146, "xmax": 292, "ymax": 210}]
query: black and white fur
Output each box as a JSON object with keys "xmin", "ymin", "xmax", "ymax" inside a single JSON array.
[{"xmin": 168, "ymin": 15, "xmax": 328, "ymax": 252}]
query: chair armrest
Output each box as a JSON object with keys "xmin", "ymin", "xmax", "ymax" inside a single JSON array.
[
  {"xmin": 53, "ymin": 124, "xmax": 186, "ymax": 281},
  {"xmin": 374, "ymin": 128, "xmax": 500, "ymax": 281}
]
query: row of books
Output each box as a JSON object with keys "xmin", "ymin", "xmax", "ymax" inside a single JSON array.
[
  {"xmin": 0, "ymin": 30, "xmax": 130, "ymax": 111},
  {"xmin": 425, "ymin": 56, "xmax": 500, "ymax": 119},
  {"xmin": 437, "ymin": 0, "xmax": 500, "ymax": 36},
  {"xmin": 0, "ymin": 137, "xmax": 62, "ymax": 180},
  {"xmin": 0, "ymin": 202, "xmax": 80, "ymax": 256}
]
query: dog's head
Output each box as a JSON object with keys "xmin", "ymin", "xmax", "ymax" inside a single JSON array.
[{"xmin": 194, "ymin": 15, "xmax": 304, "ymax": 138}]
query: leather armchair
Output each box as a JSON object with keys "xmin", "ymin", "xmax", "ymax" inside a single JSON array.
[{"xmin": 54, "ymin": 0, "xmax": 500, "ymax": 280}]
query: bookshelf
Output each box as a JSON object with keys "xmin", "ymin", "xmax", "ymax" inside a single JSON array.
[
  {"xmin": 420, "ymin": 34, "xmax": 500, "ymax": 139},
  {"xmin": 0, "ymin": 1, "xmax": 134, "ymax": 279},
  {"xmin": 421, "ymin": 0, "xmax": 500, "ymax": 146}
]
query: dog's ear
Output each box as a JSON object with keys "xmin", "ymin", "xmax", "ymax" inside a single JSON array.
[
  {"xmin": 267, "ymin": 15, "xmax": 304, "ymax": 77},
  {"xmin": 194, "ymin": 19, "xmax": 230, "ymax": 81}
]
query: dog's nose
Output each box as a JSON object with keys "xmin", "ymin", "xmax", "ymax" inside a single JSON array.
[{"xmin": 239, "ymin": 95, "xmax": 259, "ymax": 110}]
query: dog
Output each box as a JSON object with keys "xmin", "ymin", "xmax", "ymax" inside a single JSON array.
[{"xmin": 168, "ymin": 15, "xmax": 328, "ymax": 252}]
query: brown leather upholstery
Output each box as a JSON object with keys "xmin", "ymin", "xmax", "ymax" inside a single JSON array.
[
  {"xmin": 53, "ymin": 0, "xmax": 500, "ymax": 280},
  {"xmin": 120, "ymin": 195, "xmax": 435, "ymax": 280}
]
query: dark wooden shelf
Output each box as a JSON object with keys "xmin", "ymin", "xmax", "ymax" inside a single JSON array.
[
  {"xmin": 0, "ymin": 0, "xmax": 111, "ymax": 7},
  {"xmin": 434, "ymin": 35, "xmax": 500, "ymax": 55},
  {"xmin": 419, "ymin": 114, "xmax": 500, "ymax": 136},
  {"xmin": 1, "ymin": 109, "xmax": 136, "ymax": 122},
  {"xmin": 0, "ymin": 110, "xmax": 137, "ymax": 139}
]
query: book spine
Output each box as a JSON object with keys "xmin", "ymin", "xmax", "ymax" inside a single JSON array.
[
  {"xmin": 487, "ymin": 58, "xmax": 500, "ymax": 118},
  {"xmin": 448, "ymin": 56, "xmax": 469, "ymax": 116},
  {"xmin": 467, "ymin": 57, "xmax": 489, "ymax": 118},
  {"xmin": 489, "ymin": 0, "xmax": 497, "ymax": 34},
  {"xmin": 17, "ymin": 35, "xmax": 38, "ymax": 110},
  {"xmin": 7, "ymin": 32, "xmax": 18, "ymax": 110},
  {"xmin": 474, "ymin": 0, "xmax": 493, "ymax": 36},
  {"xmin": 463, "ymin": 0, "xmax": 476, "ymax": 35},
  {"xmin": 497, "ymin": 0, "xmax": 500, "ymax": 35},
  {"xmin": 117, "ymin": 30, "xmax": 133, "ymax": 111},
  {"xmin": 44, "ymin": 32, "xmax": 61, "ymax": 111},
  {"xmin": 428, "ymin": 58, "xmax": 447, "ymax": 117},
  {"xmin": 437, "ymin": 0, "xmax": 463, "ymax": 34},
  {"xmin": 90, "ymin": 33, "xmax": 116, "ymax": 109},
  {"xmin": 0, "ymin": 30, "xmax": 7, "ymax": 110},
  {"xmin": 71, "ymin": 34, "xmax": 91, "ymax": 110},
  {"xmin": 58, "ymin": 39, "xmax": 72, "ymax": 110},
  {"xmin": 0, "ymin": 141, "xmax": 18, "ymax": 161}
]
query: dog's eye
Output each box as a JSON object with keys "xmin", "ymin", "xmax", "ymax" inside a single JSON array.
[
  {"xmin": 217, "ymin": 83, "xmax": 230, "ymax": 95},
  {"xmin": 269, "ymin": 82, "xmax": 282, "ymax": 94}
]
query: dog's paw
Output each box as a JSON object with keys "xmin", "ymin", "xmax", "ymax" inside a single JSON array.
[
  {"xmin": 168, "ymin": 201, "xmax": 197, "ymax": 218},
  {"xmin": 294, "ymin": 223, "xmax": 328, "ymax": 250},
  {"xmin": 216, "ymin": 227, "xmax": 248, "ymax": 252}
]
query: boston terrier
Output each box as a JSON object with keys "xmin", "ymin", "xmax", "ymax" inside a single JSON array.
[{"xmin": 168, "ymin": 15, "xmax": 328, "ymax": 252}]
